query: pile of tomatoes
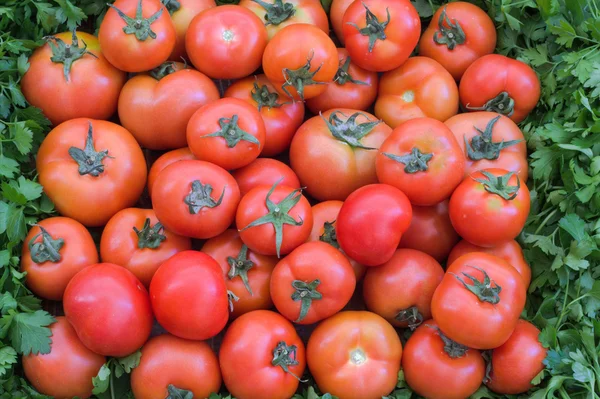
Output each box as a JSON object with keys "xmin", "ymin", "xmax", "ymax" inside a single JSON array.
[{"xmin": 19, "ymin": 0, "xmax": 547, "ymax": 398}]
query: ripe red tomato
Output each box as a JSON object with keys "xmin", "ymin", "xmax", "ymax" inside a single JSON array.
[
  {"xmin": 99, "ymin": 0, "xmax": 176, "ymax": 72},
  {"xmin": 289, "ymin": 109, "xmax": 392, "ymax": 201},
  {"xmin": 449, "ymin": 168, "xmax": 530, "ymax": 247},
  {"xmin": 376, "ymin": 117, "xmax": 465, "ymax": 206},
  {"xmin": 232, "ymin": 158, "xmax": 300, "ymax": 197},
  {"xmin": 460, "ymin": 54, "xmax": 541, "ymax": 123},
  {"xmin": 431, "ymin": 252, "xmax": 527, "ymax": 349},
  {"xmin": 150, "ymin": 251, "xmax": 229, "ymax": 340},
  {"xmin": 374, "ymin": 57, "xmax": 459, "ymax": 128},
  {"xmin": 330, "ymin": 0, "xmax": 354, "ymax": 45},
  {"xmin": 21, "ymin": 31, "xmax": 126, "ymax": 126},
  {"xmin": 131, "ymin": 334, "xmax": 221, "ymax": 399},
  {"xmin": 419, "ymin": 2, "xmax": 496, "ymax": 80},
  {"xmin": 342, "ymin": 0, "xmax": 420, "ymax": 72},
  {"xmin": 37, "ymin": 119, "xmax": 147, "ymax": 227},
  {"xmin": 147, "ymin": 147, "xmax": 196, "ymax": 197},
  {"xmin": 152, "ymin": 160, "xmax": 241, "ymax": 239},
  {"xmin": 63, "ymin": 263, "xmax": 153, "ymax": 357},
  {"xmin": 363, "ymin": 249, "xmax": 444, "ymax": 329},
  {"xmin": 21, "ymin": 217, "xmax": 98, "ymax": 301},
  {"xmin": 165, "ymin": 0, "xmax": 216, "ymax": 60},
  {"xmin": 220, "ymin": 310, "xmax": 306, "ymax": 399},
  {"xmin": 307, "ymin": 311, "xmax": 402, "ymax": 399}
]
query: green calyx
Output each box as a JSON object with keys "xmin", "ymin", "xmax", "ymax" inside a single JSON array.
[
  {"xmin": 450, "ymin": 265, "xmax": 502, "ymax": 304},
  {"xmin": 322, "ymin": 111, "xmax": 380, "ymax": 150},
  {"xmin": 395, "ymin": 306, "xmax": 424, "ymax": 330},
  {"xmin": 227, "ymin": 244, "xmax": 255, "ymax": 296},
  {"xmin": 28, "ymin": 225, "xmax": 64, "ymax": 264},
  {"xmin": 465, "ymin": 116, "xmax": 523, "ymax": 161},
  {"xmin": 466, "ymin": 92, "xmax": 515, "ymax": 117},
  {"xmin": 473, "ymin": 170, "xmax": 521, "ymax": 200},
  {"xmin": 165, "ymin": 384, "xmax": 193, "ymax": 399},
  {"xmin": 108, "ymin": 0, "xmax": 164, "ymax": 41},
  {"xmin": 433, "ymin": 8, "xmax": 466, "ymax": 50},
  {"xmin": 149, "ymin": 61, "xmax": 178, "ymax": 80},
  {"xmin": 427, "ymin": 325, "xmax": 469, "ymax": 359},
  {"xmin": 383, "ymin": 147, "xmax": 433, "ymax": 173},
  {"xmin": 161, "ymin": 0, "xmax": 180, "ymax": 14},
  {"xmin": 319, "ymin": 220, "xmax": 340, "ymax": 249},
  {"xmin": 334, "ymin": 56, "xmax": 367, "ymax": 86},
  {"xmin": 347, "ymin": 4, "xmax": 390, "ymax": 52},
  {"xmin": 253, "ymin": 0, "xmax": 295, "ymax": 26},
  {"xmin": 201, "ymin": 114, "xmax": 260, "ymax": 148},
  {"xmin": 251, "ymin": 81, "xmax": 282, "ymax": 110},
  {"xmin": 183, "ymin": 180, "xmax": 225, "ymax": 214},
  {"xmin": 272, "ymin": 341, "xmax": 303, "ymax": 381},
  {"xmin": 228, "ymin": 290, "xmax": 240, "ymax": 312},
  {"xmin": 68, "ymin": 122, "xmax": 112, "ymax": 177},
  {"xmin": 133, "ymin": 218, "xmax": 166, "ymax": 249},
  {"xmin": 44, "ymin": 30, "xmax": 97, "ymax": 82},
  {"xmin": 282, "ymin": 52, "xmax": 325, "ymax": 101},
  {"xmin": 291, "ymin": 279, "xmax": 322, "ymax": 322}
]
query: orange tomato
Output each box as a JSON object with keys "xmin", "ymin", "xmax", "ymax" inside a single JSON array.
[
  {"xmin": 330, "ymin": 0, "xmax": 355, "ymax": 45},
  {"xmin": 231, "ymin": 158, "xmax": 300, "ymax": 197},
  {"xmin": 147, "ymin": 147, "xmax": 196, "ymax": 197}
]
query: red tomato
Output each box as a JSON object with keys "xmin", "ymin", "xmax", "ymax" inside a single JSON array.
[
  {"xmin": 21, "ymin": 31, "xmax": 126, "ymax": 126},
  {"xmin": 63, "ymin": 263, "xmax": 153, "ymax": 357},
  {"xmin": 431, "ymin": 252, "xmax": 527, "ymax": 349},
  {"xmin": 147, "ymin": 147, "xmax": 196, "ymax": 197},
  {"xmin": 152, "ymin": 160, "xmax": 241, "ymax": 239},
  {"xmin": 21, "ymin": 217, "xmax": 98, "ymax": 300},
  {"xmin": 232, "ymin": 158, "xmax": 300, "ymax": 197},
  {"xmin": 337, "ymin": 184, "xmax": 412, "ymax": 266},
  {"xmin": 374, "ymin": 57, "xmax": 459, "ymax": 128},
  {"xmin": 459, "ymin": 54, "xmax": 541, "ymax": 123},
  {"xmin": 330, "ymin": 0, "xmax": 354, "ymax": 45},
  {"xmin": 307, "ymin": 311, "xmax": 402, "ymax": 399},
  {"xmin": 376, "ymin": 117, "xmax": 465, "ymax": 206},
  {"xmin": 220, "ymin": 310, "xmax": 306, "ymax": 399},
  {"xmin": 449, "ymin": 168, "xmax": 530, "ymax": 247},
  {"xmin": 165, "ymin": 0, "xmax": 216, "ymax": 60},
  {"xmin": 150, "ymin": 251, "xmax": 229, "ymax": 340},
  {"xmin": 342, "ymin": 0, "xmax": 420, "ymax": 72}
]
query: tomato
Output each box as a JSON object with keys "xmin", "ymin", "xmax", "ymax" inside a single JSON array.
[
  {"xmin": 152, "ymin": 160, "xmax": 241, "ymax": 239},
  {"xmin": 147, "ymin": 147, "xmax": 196, "ymax": 197},
  {"xmin": 164, "ymin": 0, "xmax": 216, "ymax": 60},
  {"xmin": 307, "ymin": 311, "xmax": 402, "ymax": 399},
  {"xmin": 99, "ymin": 0, "xmax": 176, "ymax": 72},
  {"xmin": 342, "ymin": 0, "xmax": 420, "ymax": 72},
  {"xmin": 220, "ymin": 310, "xmax": 306, "ymax": 399},
  {"xmin": 150, "ymin": 251, "xmax": 229, "ymax": 340},
  {"xmin": 459, "ymin": 54, "xmax": 541, "ymax": 123},
  {"xmin": 225, "ymin": 74, "xmax": 305, "ymax": 156},
  {"xmin": 363, "ymin": 249, "xmax": 444, "ymax": 329},
  {"xmin": 37, "ymin": 119, "xmax": 147, "ymax": 227},
  {"xmin": 419, "ymin": 2, "xmax": 496, "ymax": 80},
  {"xmin": 21, "ymin": 31, "xmax": 126, "ymax": 126},
  {"xmin": 118, "ymin": 61, "xmax": 220, "ymax": 150},
  {"xmin": 402, "ymin": 320, "xmax": 485, "ymax": 399},
  {"xmin": 289, "ymin": 109, "xmax": 392, "ymax": 201},
  {"xmin": 236, "ymin": 181, "xmax": 313, "ymax": 258},
  {"xmin": 374, "ymin": 57, "xmax": 459, "ymax": 128},
  {"xmin": 376, "ymin": 117, "xmax": 465, "ymax": 206},
  {"xmin": 263, "ymin": 24, "xmax": 338, "ymax": 100},
  {"xmin": 20, "ymin": 217, "xmax": 98, "ymax": 301},
  {"xmin": 187, "ymin": 98, "xmax": 266, "ymax": 170},
  {"xmin": 445, "ymin": 111, "xmax": 528, "ymax": 181},
  {"xmin": 431, "ymin": 252, "xmax": 527, "ymax": 349},
  {"xmin": 486, "ymin": 320, "xmax": 547, "ymax": 394},
  {"xmin": 449, "ymin": 168, "xmax": 530, "ymax": 247},
  {"xmin": 337, "ymin": 184, "xmax": 412, "ymax": 266},
  {"xmin": 131, "ymin": 334, "xmax": 221, "ymax": 399},
  {"xmin": 330, "ymin": 0, "xmax": 354, "ymax": 45},
  {"xmin": 202, "ymin": 229, "xmax": 277, "ymax": 318},
  {"xmin": 306, "ymin": 48, "xmax": 379, "ymax": 114},
  {"xmin": 63, "ymin": 263, "xmax": 153, "ymax": 357},
  {"xmin": 231, "ymin": 158, "xmax": 300, "ymax": 197}
]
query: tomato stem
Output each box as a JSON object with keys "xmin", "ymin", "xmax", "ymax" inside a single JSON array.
[
  {"xmin": 281, "ymin": 52, "xmax": 325, "ymax": 101},
  {"xmin": 253, "ymin": 0, "xmax": 296, "ymax": 26},
  {"xmin": 427, "ymin": 324, "xmax": 470, "ymax": 358},
  {"xmin": 271, "ymin": 341, "xmax": 303, "ymax": 381},
  {"xmin": 433, "ymin": 8, "xmax": 466, "ymax": 50},
  {"xmin": 473, "ymin": 170, "xmax": 521, "ymax": 200},
  {"xmin": 466, "ymin": 91, "xmax": 515, "ymax": 117},
  {"xmin": 227, "ymin": 290, "xmax": 240, "ymax": 312},
  {"xmin": 383, "ymin": 147, "xmax": 433, "ymax": 173},
  {"xmin": 28, "ymin": 225, "xmax": 64, "ymax": 263},
  {"xmin": 200, "ymin": 114, "xmax": 261, "ymax": 148},
  {"xmin": 449, "ymin": 265, "xmax": 502, "ymax": 304},
  {"xmin": 44, "ymin": 30, "xmax": 97, "ymax": 82},
  {"xmin": 334, "ymin": 56, "xmax": 368, "ymax": 86},
  {"xmin": 183, "ymin": 180, "xmax": 225, "ymax": 214},
  {"xmin": 347, "ymin": 4, "xmax": 390, "ymax": 52},
  {"xmin": 465, "ymin": 115, "xmax": 523, "ymax": 161},
  {"xmin": 227, "ymin": 244, "xmax": 255, "ymax": 296},
  {"xmin": 161, "ymin": 0, "xmax": 181, "ymax": 15},
  {"xmin": 166, "ymin": 384, "xmax": 193, "ymax": 399},
  {"xmin": 108, "ymin": 0, "xmax": 164, "ymax": 41},
  {"xmin": 251, "ymin": 81, "xmax": 282, "ymax": 110},
  {"xmin": 68, "ymin": 122, "xmax": 113, "ymax": 177},
  {"xmin": 291, "ymin": 279, "xmax": 322, "ymax": 322},
  {"xmin": 133, "ymin": 218, "xmax": 166, "ymax": 249},
  {"xmin": 395, "ymin": 306, "xmax": 423, "ymax": 330},
  {"xmin": 149, "ymin": 61, "xmax": 178, "ymax": 80},
  {"xmin": 321, "ymin": 110, "xmax": 380, "ymax": 150},
  {"xmin": 319, "ymin": 220, "xmax": 340, "ymax": 249}
]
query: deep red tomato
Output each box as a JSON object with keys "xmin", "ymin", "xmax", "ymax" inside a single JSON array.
[
  {"xmin": 37, "ymin": 119, "xmax": 147, "ymax": 227},
  {"xmin": 99, "ymin": 0, "xmax": 176, "ymax": 72},
  {"xmin": 21, "ymin": 31, "xmax": 126, "ymax": 126},
  {"xmin": 419, "ymin": 2, "xmax": 496, "ymax": 80},
  {"xmin": 131, "ymin": 334, "xmax": 222, "ymax": 399},
  {"xmin": 307, "ymin": 311, "xmax": 402, "ymax": 399},
  {"xmin": 150, "ymin": 251, "xmax": 229, "ymax": 340},
  {"xmin": 63, "ymin": 263, "xmax": 153, "ymax": 357},
  {"xmin": 289, "ymin": 109, "xmax": 392, "ymax": 201},
  {"xmin": 449, "ymin": 168, "xmax": 530, "ymax": 247},
  {"xmin": 330, "ymin": 0, "xmax": 354, "ymax": 45},
  {"xmin": 220, "ymin": 310, "xmax": 306, "ymax": 399},
  {"xmin": 337, "ymin": 184, "xmax": 412, "ymax": 266},
  {"xmin": 431, "ymin": 252, "xmax": 527, "ymax": 349},
  {"xmin": 342, "ymin": 0, "xmax": 420, "ymax": 72},
  {"xmin": 164, "ymin": 0, "xmax": 216, "ymax": 60},
  {"xmin": 231, "ymin": 158, "xmax": 300, "ymax": 197},
  {"xmin": 147, "ymin": 147, "xmax": 196, "ymax": 197},
  {"xmin": 460, "ymin": 54, "xmax": 541, "ymax": 123},
  {"xmin": 21, "ymin": 217, "xmax": 98, "ymax": 301},
  {"xmin": 152, "ymin": 160, "xmax": 241, "ymax": 239}
]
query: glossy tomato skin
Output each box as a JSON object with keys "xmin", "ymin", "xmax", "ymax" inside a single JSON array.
[
  {"xmin": 131, "ymin": 334, "xmax": 222, "ymax": 399},
  {"xmin": 307, "ymin": 311, "xmax": 402, "ymax": 399},
  {"xmin": 363, "ymin": 249, "xmax": 444, "ymax": 328},
  {"xmin": 376, "ymin": 117, "xmax": 465, "ymax": 206},
  {"xmin": 232, "ymin": 158, "xmax": 300, "ymax": 197},
  {"xmin": 337, "ymin": 184, "xmax": 412, "ymax": 266},
  {"xmin": 431, "ymin": 253, "xmax": 527, "ymax": 349},
  {"xmin": 152, "ymin": 160, "xmax": 241, "ymax": 239},
  {"xmin": 289, "ymin": 109, "xmax": 392, "ymax": 201},
  {"xmin": 21, "ymin": 31, "xmax": 126, "ymax": 126},
  {"xmin": 460, "ymin": 54, "xmax": 541, "ymax": 123},
  {"xmin": 37, "ymin": 119, "xmax": 147, "ymax": 227},
  {"xmin": 21, "ymin": 217, "xmax": 98, "ymax": 300},
  {"xmin": 147, "ymin": 147, "xmax": 196, "ymax": 197},
  {"xmin": 375, "ymin": 57, "xmax": 459, "ymax": 128},
  {"xmin": 167, "ymin": 0, "xmax": 216, "ymax": 60},
  {"xmin": 150, "ymin": 251, "xmax": 229, "ymax": 340},
  {"xmin": 342, "ymin": 0, "xmax": 420, "ymax": 72},
  {"xmin": 419, "ymin": 2, "xmax": 496, "ymax": 80},
  {"xmin": 330, "ymin": 0, "xmax": 355, "ymax": 45},
  {"xmin": 99, "ymin": 0, "xmax": 176, "ymax": 72},
  {"xmin": 220, "ymin": 310, "xmax": 306, "ymax": 399},
  {"xmin": 63, "ymin": 263, "xmax": 153, "ymax": 357}
]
